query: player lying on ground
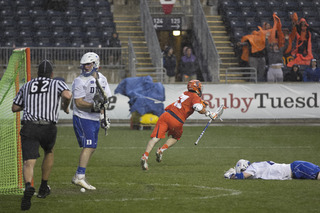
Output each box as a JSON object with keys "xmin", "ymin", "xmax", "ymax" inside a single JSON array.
[
  {"xmin": 224, "ymin": 159, "xmax": 320, "ymax": 180},
  {"xmin": 140, "ymin": 80, "xmax": 222, "ymax": 170}
]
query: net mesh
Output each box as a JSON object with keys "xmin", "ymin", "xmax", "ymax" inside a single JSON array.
[{"xmin": 0, "ymin": 49, "xmax": 28, "ymax": 195}]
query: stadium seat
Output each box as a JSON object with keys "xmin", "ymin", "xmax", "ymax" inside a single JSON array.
[
  {"xmin": 85, "ymin": 39, "xmax": 102, "ymax": 48},
  {"xmin": 298, "ymin": 1, "xmax": 314, "ymax": 8},
  {"xmin": 15, "ymin": 8, "xmax": 31, "ymax": 18},
  {"xmin": 30, "ymin": 0, "xmax": 44, "ymax": 7},
  {"xmin": 241, "ymin": 7, "xmax": 257, "ymax": 18},
  {"xmin": 35, "ymin": 29, "xmax": 51, "ymax": 39},
  {"xmin": 53, "ymin": 30, "xmax": 68, "ymax": 39},
  {"xmin": 80, "ymin": 9, "xmax": 96, "ymax": 18},
  {"xmin": 47, "ymin": 10, "xmax": 64, "ymax": 20},
  {"xmin": 65, "ymin": 8, "xmax": 79, "ymax": 18},
  {"xmin": 238, "ymin": 0, "xmax": 253, "ymax": 8},
  {"xmin": 308, "ymin": 18, "xmax": 320, "ymax": 28},
  {"xmin": 256, "ymin": 8, "xmax": 273, "ymax": 18},
  {"xmin": 54, "ymin": 38, "xmax": 70, "ymax": 47},
  {"xmin": 252, "ymin": 0, "xmax": 269, "ymax": 8},
  {"xmin": 0, "ymin": 0, "xmax": 11, "ymax": 7},
  {"xmin": 313, "ymin": 0, "xmax": 320, "ymax": 7},
  {"xmin": 66, "ymin": 17, "xmax": 81, "ymax": 27},
  {"xmin": 37, "ymin": 38, "xmax": 53, "ymax": 47},
  {"xmin": 31, "ymin": 7, "xmax": 48, "ymax": 19},
  {"xmin": 17, "ymin": 19, "xmax": 34, "ymax": 28},
  {"xmin": 219, "ymin": 0, "xmax": 238, "ymax": 10},
  {"xmin": 0, "ymin": 8, "xmax": 14, "ymax": 18},
  {"xmin": 96, "ymin": 10, "xmax": 113, "ymax": 20},
  {"xmin": 83, "ymin": 20, "xmax": 98, "ymax": 29},
  {"xmin": 272, "ymin": 9, "xmax": 287, "ymax": 18},
  {"xmin": 51, "ymin": 18, "xmax": 65, "ymax": 27},
  {"xmin": 302, "ymin": 8, "xmax": 318, "ymax": 18},
  {"xmin": 70, "ymin": 37, "xmax": 84, "ymax": 47},
  {"xmin": 2, "ymin": 19, "xmax": 16, "ymax": 28},
  {"xmin": 94, "ymin": 0, "xmax": 110, "ymax": 10},
  {"xmin": 98, "ymin": 20, "xmax": 115, "ymax": 28},
  {"xmin": 13, "ymin": 0, "xmax": 29, "ymax": 7},
  {"xmin": 2, "ymin": 29, "xmax": 17, "ymax": 40},
  {"xmin": 283, "ymin": 0, "xmax": 299, "ymax": 10},
  {"xmin": 34, "ymin": 19, "xmax": 50, "ymax": 30},
  {"xmin": 2, "ymin": 40, "xmax": 16, "ymax": 47},
  {"xmin": 19, "ymin": 30, "xmax": 33, "ymax": 39},
  {"xmin": 245, "ymin": 18, "xmax": 259, "ymax": 29},
  {"xmin": 20, "ymin": 38, "xmax": 35, "ymax": 47},
  {"xmin": 79, "ymin": 0, "xmax": 92, "ymax": 8}
]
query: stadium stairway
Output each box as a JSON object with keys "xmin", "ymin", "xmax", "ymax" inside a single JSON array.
[
  {"xmin": 205, "ymin": 15, "xmax": 245, "ymax": 83},
  {"xmin": 113, "ymin": 14, "xmax": 155, "ymax": 79}
]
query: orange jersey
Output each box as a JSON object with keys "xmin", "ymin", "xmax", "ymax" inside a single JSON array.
[{"xmin": 165, "ymin": 91, "xmax": 202, "ymax": 122}]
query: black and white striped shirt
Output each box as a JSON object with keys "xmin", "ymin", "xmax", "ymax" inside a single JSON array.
[{"xmin": 13, "ymin": 77, "xmax": 70, "ymax": 123}]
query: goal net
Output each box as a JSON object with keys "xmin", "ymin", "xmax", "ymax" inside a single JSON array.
[{"xmin": 0, "ymin": 48, "xmax": 31, "ymax": 195}]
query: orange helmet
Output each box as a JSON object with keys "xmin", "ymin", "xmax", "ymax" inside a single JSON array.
[{"xmin": 187, "ymin": 80, "xmax": 202, "ymax": 97}]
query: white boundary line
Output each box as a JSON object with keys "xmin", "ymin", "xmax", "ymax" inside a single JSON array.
[
  {"xmin": 55, "ymin": 146, "xmax": 313, "ymax": 150},
  {"xmin": 52, "ymin": 182, "xmax": 242, "ymax": 202}
]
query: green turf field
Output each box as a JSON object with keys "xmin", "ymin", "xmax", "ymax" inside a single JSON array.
[{"xmin": 1, "ymin": 125, "xmax": 320, "ymax": 213}]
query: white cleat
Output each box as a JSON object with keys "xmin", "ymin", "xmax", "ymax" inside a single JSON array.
[
  {"xmin": 141, "ymin": 156, "xmax": 149, "ymax": 170},
  {"xmin": 72, "ymin": 176, "xmax": 96, "ymax": 190},
  {"xmin": 156, "ymin": 148, "xmax": 163, "ymax": 163}
]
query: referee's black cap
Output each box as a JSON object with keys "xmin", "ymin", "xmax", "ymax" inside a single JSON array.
[{"xmin": 38, "ymin": 60, "xmax": 53, "ymax": 77}]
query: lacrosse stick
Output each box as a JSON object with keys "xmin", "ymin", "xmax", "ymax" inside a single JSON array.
[
  {"xmin": 194, "ymin": 104, "xmax": 226, "ymax": 145},
  {"xmin": 94, "ymin": 74, "xmax": 109, "ymax": 136}
]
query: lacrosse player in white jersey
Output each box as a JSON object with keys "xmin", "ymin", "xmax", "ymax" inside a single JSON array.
[
  {"xmin": 224, "ymin": 159, "xmax": 320, "ymax": 180},
  {"xmin": 71, "ymin": 52, "xmax": 112, "ymax": 190}
]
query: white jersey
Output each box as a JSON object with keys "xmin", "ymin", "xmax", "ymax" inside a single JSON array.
[
  {"xmin": 72, "ymin": 72, "xmax": 112, "ymax": 121},
  {"xmin": 244, "ymin": 161, "xmax": 292, "ymax": 180}
]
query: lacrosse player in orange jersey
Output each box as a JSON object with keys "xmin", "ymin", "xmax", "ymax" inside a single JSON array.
[{"xmin": 140, "ymin": 80, "xmax": 218, "ymax": 170}]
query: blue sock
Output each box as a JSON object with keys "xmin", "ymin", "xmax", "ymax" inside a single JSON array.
[{"xmin": 76, "ymin": 166, "xmax": 86, "ymax": 175}]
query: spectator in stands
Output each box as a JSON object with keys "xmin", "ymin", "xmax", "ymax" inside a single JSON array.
[
  {"xmin": 286, "ymin": 13, "xmax": 320, "ymax": 67},
  {"xmin": 179, "ymin": 47, "xmax": 198, "ymax": 82},
  {"xmin": 303, "ymin": 59, "xmax": 320, "ymax": 82},
  {"xmin": 237, "ymin": 40, "xmax": 266, "ymax": 82},
  {"xmin": 107, "ymin": 32, "xmax": 121, "ymax": 65},
  {"xmin": 163, "ymin": 46, "xmax": 177, "ymax": 83},
  {"xmin": 284, "ymin": 64, "xmax": 303, "ymax": 82},
  {"xmin": 239, "ymin": 13, "xmax": 284, "ymax": 82},
  {"xmin": 265, "ymin": 32, "xmax": 289, "ymax": 82}
]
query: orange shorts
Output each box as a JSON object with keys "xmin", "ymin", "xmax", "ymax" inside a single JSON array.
[{"xmin": 150, "ymin": 111, "xmax": 183, "ymax": 140}]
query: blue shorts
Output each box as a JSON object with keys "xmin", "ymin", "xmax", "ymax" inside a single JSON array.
[
  {"xmin": 73, "ymin": 115, "xmax": 100, "ymax": 148},
  {"xmin": 291, "ymin": 161, "xmax": 320, "ymax": 180}
]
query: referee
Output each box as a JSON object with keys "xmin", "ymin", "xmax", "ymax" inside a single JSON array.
[{"xmin": 12, "ymin": 60, "xmax": 72, "ymax": 211}]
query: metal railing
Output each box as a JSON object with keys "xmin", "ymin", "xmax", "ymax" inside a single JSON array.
[
  {"xmin": 192, "ymin": 0, "xmax": 220, "ymax": 82},
  {"xmin": 140, "ymin": 0, "xmax": 163, "ymax": 69},
  {"xmin": 0, "ymin": 47, "xmax": 127, "ymax": 83},
  {"xmin": 128, "ymin": 37, "xmax": 138, "ymax": 78},
  {"xmin": 225, "ymin": 67, "xmax": 257, "ymax": 83}
]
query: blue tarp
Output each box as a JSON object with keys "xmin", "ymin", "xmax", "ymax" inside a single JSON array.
[{"xmin": 114, "ymin": 76, "xmax": 165, "ymax": 116}]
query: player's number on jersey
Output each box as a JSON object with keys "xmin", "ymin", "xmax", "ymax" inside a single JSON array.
[
  {"xmin": 174, "ymin": 94, "xmax": 189, "ymax": 109},
  {"xmin": 30, "ymin": 80, "xmax": 49, "ymax": 94}
]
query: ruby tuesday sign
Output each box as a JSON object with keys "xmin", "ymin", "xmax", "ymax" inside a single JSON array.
[{"xmin": 164, "ymin": 84, "xmax": 320, "ymax": 119}]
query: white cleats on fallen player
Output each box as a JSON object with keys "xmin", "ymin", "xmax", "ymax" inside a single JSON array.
[
  {"xmin": 156, "ymin": 148, "xmax": 163, "ymax": 163},
  {"xmin": 141, "ymin": 156, "xmax": 149, "ymax": 170},
  {"xmin": 72, "ymin": 176, "xmax": 96, "ymax": 190}
]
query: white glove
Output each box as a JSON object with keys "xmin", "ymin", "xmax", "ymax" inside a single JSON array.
[
  {"xmin": 100, "ymin": 114, "xmax": 111, "ymax": 130},
  {"xmin": 205, "ymin": 110, "xmax": 217, "ymax": 120},
  {"xmin": 224, "ymin": 167, "xmax": 236, "ymax": 179}
]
